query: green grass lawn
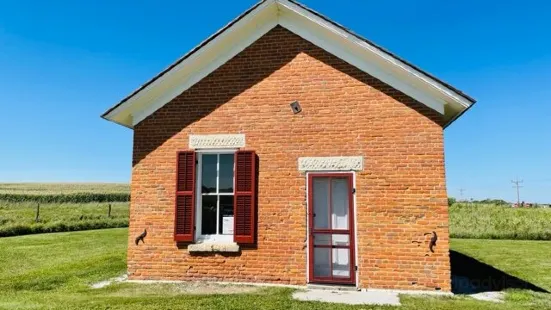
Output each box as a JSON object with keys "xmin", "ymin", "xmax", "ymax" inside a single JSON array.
[
  {"xmin": 450, "ymin": 238, "xmax": 551, "ymax": 291},
  {"xmin": 0, "ymin": 228, "xmax": 550, "ymax": 309}
]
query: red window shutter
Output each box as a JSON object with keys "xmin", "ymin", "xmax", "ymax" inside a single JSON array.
[
  {"xmin": 234, "ymin": 151, "xmax": 257, "ymax": 244},
  {"xmin": 174, "ymin": 151, "xmax": 196, "ymax": 242}
]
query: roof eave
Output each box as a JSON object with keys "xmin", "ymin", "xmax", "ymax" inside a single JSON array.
[
  {"xmin": 101, "ymin": 0, "xmax": 476, "ymax": 129},
  {"xmin": 443, "ymin": 101, "xmax": 477, "ymax": 129}
]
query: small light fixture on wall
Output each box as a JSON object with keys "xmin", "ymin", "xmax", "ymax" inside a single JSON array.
[{"xmin": 290, "ymin": 101, "xmax": 302, "ymax": 114}]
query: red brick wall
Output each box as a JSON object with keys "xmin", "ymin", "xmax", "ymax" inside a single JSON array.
[{"xmin": 129, "ymin": 26, "xmax": 451, "ymax": 291}]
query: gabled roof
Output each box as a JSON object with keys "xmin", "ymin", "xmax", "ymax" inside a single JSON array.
[{"xmin": 102, "ymin": 0, "xmax": 476, "ymax": 129}]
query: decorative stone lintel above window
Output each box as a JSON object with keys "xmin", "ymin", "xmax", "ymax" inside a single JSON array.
[
  {"xmin": 187, "ymin": 243, "xmax": 240, "ymax": 253},
  {"xmin": 189, "ymin": 134, "xmax": 245, "ymax": 149},
  {"xmin": 298, "ymin": 156, "xmax": 364, "ymax": 172}
]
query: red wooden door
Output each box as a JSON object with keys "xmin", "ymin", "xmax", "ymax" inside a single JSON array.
[{"xmin": 308, "ymin": 173, "xmax": 355, "ymax": 285}]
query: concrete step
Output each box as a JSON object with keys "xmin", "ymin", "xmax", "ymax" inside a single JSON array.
[{"xmin": 307, "ymin": 283, "xmax": 358, "ymax": 291}]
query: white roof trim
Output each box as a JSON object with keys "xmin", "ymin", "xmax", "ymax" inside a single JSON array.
[{"xmin": 102, "ymin": 0, "xmax": 474, "ymax": 129}]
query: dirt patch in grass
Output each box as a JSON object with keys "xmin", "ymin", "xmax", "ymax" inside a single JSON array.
[
  {"xmin": 174, "ymin": 282, "xmax": 262, "ymax": 294},
  {"xmin": 108, "ymin": 282, "xmax": 263, "ymax": 297}
]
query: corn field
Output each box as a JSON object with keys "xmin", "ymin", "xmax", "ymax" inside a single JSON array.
[
  {"xmin": 0, "ymin": 183, "xmax": 129, "ymax": 237},
  {"xmin": 0, "ymin": 183, "xmax": 129, "ymax": 203}
]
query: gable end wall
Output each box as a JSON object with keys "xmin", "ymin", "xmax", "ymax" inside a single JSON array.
[{"xmin": 129, "ymin": 26, "xmax": 451, "ymax": 291}]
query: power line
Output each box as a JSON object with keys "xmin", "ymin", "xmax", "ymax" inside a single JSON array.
[{"xmin": 511, "ymin": 177, "xmax": 524, "ymax": 206}]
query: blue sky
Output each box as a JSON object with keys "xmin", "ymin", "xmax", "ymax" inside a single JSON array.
[{"xmin": 0, "ymin": 0, "xmax": 549, "ymax": 202}]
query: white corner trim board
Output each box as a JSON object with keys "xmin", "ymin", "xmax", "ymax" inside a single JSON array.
[
  {"xmin": 189, "ymin": 134, "xmax": 246, "ymax": 149},
  {"xmin": 298, "ymin": 156, "xmax": 363, "ymax": 171}
]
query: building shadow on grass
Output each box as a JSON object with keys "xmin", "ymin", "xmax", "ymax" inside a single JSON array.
[{"xmin": 450, "ymin": 250, "xmax": 549, "ymax": 294}]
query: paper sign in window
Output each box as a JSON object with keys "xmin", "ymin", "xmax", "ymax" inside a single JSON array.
[{"xmin": 223, "ymin": 216, "xmax": 234, "ymax": 235}]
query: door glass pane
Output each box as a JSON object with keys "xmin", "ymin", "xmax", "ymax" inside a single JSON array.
[
  {"xmin": 201, "ymin": 155, "xmax": 217, "ymax": 194},
  {"xmin": 332, "ymin": 234, "xmax": 349, "ymax": 246},
  {"xmin": 219, "ymin": 195, "xmax": 234, "ymax": 235},
  {"xmin": 315, "ymin": 234, "xmax": 349, "ymax": 246},
  {"xmin": 201, "ymin": 196, "xmax": 217, "ymax": 235},
  {"xmin": 313, "ymin": 178, "xmax": 330, "ymax": 229},
  {"xmin": 332, "ymin": 248, "xmax": 350, "ymax": 277},
  {"xmin": 313, "ymin": 247, "xmax": 331, "ymax": 277},
  {"xmin": 313, "ymin": 233, "xmax": 331, "ymax": 245},
  {"xmin": 219, "ymin": 154, "xmax": 234, "ymax": 193},
  {"xmin": 331, "ymin": 178, "xmax": 349, "ymax": 229}
]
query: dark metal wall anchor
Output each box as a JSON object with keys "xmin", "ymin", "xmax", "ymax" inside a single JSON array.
[
  {"xmin": 135, "ymin": 229, "xmax": 147, "ymax": 245},
  {"xmin": 424, "ymin": 231, "xmax": 438, "ymax": 253}
]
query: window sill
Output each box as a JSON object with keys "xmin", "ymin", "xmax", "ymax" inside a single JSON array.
[{"xmin": 187, "ymin": 242, "xmax": 240, "ymax": 253}]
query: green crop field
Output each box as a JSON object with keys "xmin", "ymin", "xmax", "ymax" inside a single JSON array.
[
  {"xmin": 1, "ymin": 183, "xmax": 551, "ymax": 240},
  {"xmin": 0, "ymin": 183, "xmax": 130, "ymax": 237},
  {"xmin": 0, "ymin": 183, "xmax": 130, "ymax": 203},
  {"xmin": 0, "ymin": 201, "xmax": 129, "ymax": 237},
  {"xmin": 0, "ymin": 183, "xmax": 130, "ymax": 194},
  {"xmin": 449, "ymin": 203, "xmax": 551, "ymax": 240}
]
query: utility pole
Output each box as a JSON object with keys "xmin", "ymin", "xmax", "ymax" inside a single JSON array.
[
  {"xmin": 511, "ymin": 177, "xmax": 524, "ymax": 206},
  {"xmin": 459, "ymin": 188, "xmax": 465, "ymax": 201}
]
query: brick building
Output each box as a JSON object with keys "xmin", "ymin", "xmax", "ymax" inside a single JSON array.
[{"xmin": 102, "ymin": 0, "xmax": 475, "ymax": 291}]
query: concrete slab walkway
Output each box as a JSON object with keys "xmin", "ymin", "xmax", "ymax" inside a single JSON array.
[{"xmin": 292, "ymin": 289, "xmax": 401, "ymax": 306}]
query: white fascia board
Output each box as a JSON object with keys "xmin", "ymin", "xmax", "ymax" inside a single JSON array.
[
  {"xmin": 131, "ymin": 2, "xmax": 278, "ymax": 126},
  {"xmin": 278, "ymin": 1, "xmax": 472, "ymax": 110},
  {"xmin": 277, "ymin": 1, "xmax": 446, "ymax": 115}
]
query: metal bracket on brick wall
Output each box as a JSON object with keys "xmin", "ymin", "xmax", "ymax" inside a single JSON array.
[
  {"xmin": 135, "ymin": 229, "xmax": 147, "ymax": 245},
  {"xmin": 424, "ymin": 231, "xmax": 437, "ymax": 253}
]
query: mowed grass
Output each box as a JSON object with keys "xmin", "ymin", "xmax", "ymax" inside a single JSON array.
[
  {"xmin": 450, "ymin": 203, "xmax": 551, "ymax": 240},
  {"xmin": 0, "ymin": 228, "xmax": 550, "ymax": 310},
  {"xmin": 451, "ymin": 238, "xmax": 551, "ymax": 291},
  {"xmin": 0, "ymin": 229, "xmax": 127, "ymax": 293}
]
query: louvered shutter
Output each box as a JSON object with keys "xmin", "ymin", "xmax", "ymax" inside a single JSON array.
[
  {"xmin": 174, "ymin": 151, "xmax": 196, "ymax": 242},
  {"xmin": 233, "ymin": 151, "xmax": 257, "ymax": 244}
]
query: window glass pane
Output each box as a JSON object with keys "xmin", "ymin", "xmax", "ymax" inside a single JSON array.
[
  {"xmin": 219, "ymin": 154, "xmax": 234, "ymax": 193},
  {"xmin": 219, "ymin": 195, "xmax": 234, "ymax": 235},
  {"xmin": 201, "ymin": 196, "xmax": 217, "ymax": 235},
  {"xmin": 201, "ymin": 154, "xmax": 217, "ymax": 194},
  {"xmin": 331, "ymin": 178, "xmax": 349, "ymax": 229},
  {"xmin": 313, "ymin": 178, "xmax": 330, "ymax": 229}
]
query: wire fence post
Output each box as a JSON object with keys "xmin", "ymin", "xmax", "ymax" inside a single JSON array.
[{"xmin": 35, "ymin": 203, "xmax": 40, "ymax": 223}]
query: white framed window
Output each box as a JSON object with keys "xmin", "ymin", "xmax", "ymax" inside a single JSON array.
[{"xmin": 195, "ymin": 150, "xmax": 236, "ymax": 243}]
